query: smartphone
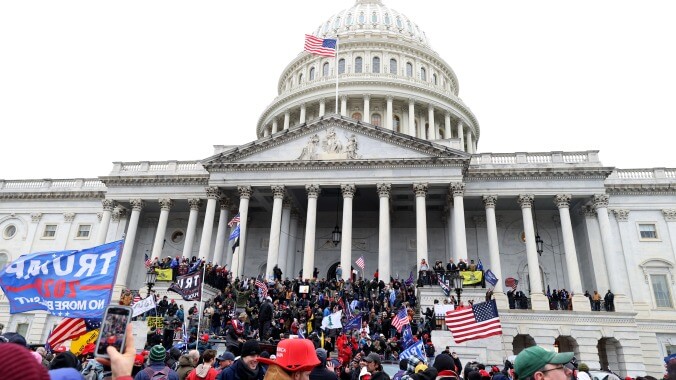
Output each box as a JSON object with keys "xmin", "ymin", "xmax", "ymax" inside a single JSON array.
[{"xmin": 94, "ymin": 305, "xmax": 133, "ymax": 358}]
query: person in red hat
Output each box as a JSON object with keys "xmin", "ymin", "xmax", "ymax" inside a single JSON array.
[{"xmin": 257, "ymin": 338, "xmax": 321, "ymax": 380}]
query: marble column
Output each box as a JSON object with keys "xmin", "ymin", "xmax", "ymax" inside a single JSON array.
[
  {"xmin": 444, "ymin": 113, "xmax": 451, "ymax": 140},
  {"xmin": 197, "ymin": 187, "xmax": 219, "ymax": 262},
  {"xmin": 457, "ymin": 120, "xmax": 465, "ymax": 151},
  {"xmin": 299, "ymin": 104, "xmax": 306, "ymax": 124},
  {"xmin": 414, "ymin": 183, "xmax": 429, "ymax": 271},
  {"xmin": 272, "ymin": 119, "xmax": 278, "ymax": 134},
  {"xmin": 340, "ymin": 95, "xmax": 347, "ymax": 117},
  {"xmin": 450, "ymin": 183, "xmax": 468, "ymax": 262},
  {"xmin": 277, "ymin": 199, "xmax": 292, "ymax": 275},
  {"xmin": 386, "ymin": 96, "xmax": 394, "ymax": 130},
  {"xmin": 363, "ymin": 95, "xmax": 370, "ymax": 122},
  {"xmin": 182, "ymin": 198, "xmax": 201, "ymax": 259},
  {"xmin": 594, "ymin": 194, "xmax": 632, "ymax": 311},
  {"xmin": 340, "ymin": 184, "xmax": 356, "ymax": 281},
  {"xmin": 377, "ymin": 183, "xmax": 391, "ymax": 282},
  {"xmin": 302, "ymin": 185, "xmax": 321, "ymax": 280},
  {"xmin": 518, "ymin": 194, "xmax": 549, "ymax": 310},
  {"xmin": 319, "ymin": 99, "xmax": 326, "ymax": 117},
  {"xmin": 581, "ymin": 206, "xmax": 610, "ymax": 292},
  {"xmin": 263, "ymin": 128, "xmax": 270, "ymax": 138},
  {"xmin": 408, "ymin": 99, "xmax": 416, "ymax": 137},
  {"xmin": 286, "ymin": 210, "xmax": 300, "ymax": 278},
  {"xmin": 266, "ymin": 185, "xmax": 286, "ymax": 280},
  {"xmin": 466, "ymin": 130, "xmax": 474, "ymax": 153},
  {"xmin": 212, "ymin": 197, "xmax": 231, "ymax": 267},
  {"xmin": 110, "ymin": 206, "xmax": 128, "ymax": 242},
  {"xmin": 428, "ymin": 104, "xmax": 437, "ymax": 139},
  {"xmin": 233, "ymin": 186, "xmax": 252, "ymax": 278},
  {"xmin": 483, "ymin": 195, "xmax": 509, "ymax": 308},
  {"xmin": 96, "ymin": 199, "xmax": 115, "ymax": 245},
  {"xmin": 446, "ymin": 197, "xmax": 455, "ymax": 262},
  {"xmin": 283, "ymin": 111, "xmax": 290, "ymax": 130},
  {"xmin": 151, "ymin": 198, "xmax": 173, "ymax": 260},
  {"xmin": 554, "ymin": 194, "xmax": 589, "ymax": 311},
  {"xmin": 116, "ymin": 199, "xmax": 143, "ymax": 287}
]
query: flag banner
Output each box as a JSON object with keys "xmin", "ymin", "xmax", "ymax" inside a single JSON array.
[
  {"xmin": 402, "ymin": 324, "xmax": 415, "ymax": 349},
  {"xmin": 168, "ymin": 271, "xmax": 202, "ymax": 301},
  {"xmin": 437, "ymin": 276, "xmax": 450, "ymax": 296},
  {"xmin": 477, "ymin": 259, "xmax": 484, "ymax": 271},
  {"xmin": 144, "ymin": 254, "xmax": 152, "ymax": 268},
  {"xmin": 399, "ymin": 341, "xmax": 427, "ymax": 364},
  {"xmin": 445, "ymin": 299, "xmax": 503, "ymax": 344},
  {"xmin": 155, "ymin": 268, "xmax": 173, "ymax": 281},
  {"xmin": 227, "ymin": 213, "xmax": 240, "ymax": 228},
  {"xmin": 459, "ymin": 270, "xmax": 483, "ymax": 285},
  {"xmin": 356, "ymin": 256, "xmax": 365, "ymax": 270},
  {"xmin": 391, "ymin": 307, "xmax": 409, "ymax": 332},
  {"xmin": 47, "ymin": 318, "xmax": 101, "ymax": 349},
  {"xmin": 505, "ymin": 277, "xmax": 518, "ymax": 291},
  {"xmin": 229, "ymin": 225, "xmax": 240, "ymax": 241},
  {"xmin": 131, "ymin": 295, "xmax": 156, "ymax": 317},
  {"xmin": 342, "ymin": 315, "xmax": 362, "ymax": 332},
  {"xmin": 188, "ymin": 259, "xmax": 202, "ymax": 274},
  {"xmin": 321, "ymin": 310, "xmax": 343, "ymax": 330},
  {"xmin": 70, "ymin": 330, "xmax": 99, "ymax": 355},
  {"xmin": 231, "ymin": 237, "xmax": 240, "ymax": 253},
  {"xmin": 0, "ymin": 240, "xmax": 123, "ymax": 318},
  {"xmin": 485, "ymin": 269, "xmax": 498, "ymax": 287},
  {"xmin": 389, "ymin": 289, "xmax": 396, "ymax": 305},
  {"xmin": 304, "ymin": 34, "xmax": 337, "ymax": 57},
  {"xmin": 404, "ymin": 271, "xmax": 414, "ymax": 286},
  {"xmin": 255, "ymin": 278, "xmax": 268, "ymax": 299}
]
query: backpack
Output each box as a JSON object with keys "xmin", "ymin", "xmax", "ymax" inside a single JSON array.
[{"xmin": 143, "ymin": 366, "xmax": 171, "ymax": 380}]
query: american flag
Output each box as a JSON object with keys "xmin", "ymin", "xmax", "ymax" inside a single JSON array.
[
  {"xmin": 255, "ymin": 279, "xmax": 268, "ymax": 299},
  {"xmin": 133, "ymin": 294, "xmax": 141, "ymax": 304},
  {"xmin": 355, "ymin": 256, "xmax": 365, "ymax": 270},
  {"xmin": 445, "ymin": 300, "xmax": 503, "ymax": 344},
  {"xmin": 47, "ymin": 318, "xmax": 101, "ymax": 349},
  {"xmin": 304, "ymin": 34, "xmax": 337, "ymax": 57},
  {"xmin": 227, "ymin": 213, "xmax": 240, "ymax": 228},
  {"xmin": 144, "ymin": 253, "xmax": 152, "ymax": 268},
  {"xmin": 391, "ymin": 307, "xmax": 409, "ymax": 332}
]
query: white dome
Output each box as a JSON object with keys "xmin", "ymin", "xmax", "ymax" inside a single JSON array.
[{"xmin": 314, "ymin": 0, "xmax": 430, "ymax": 47}]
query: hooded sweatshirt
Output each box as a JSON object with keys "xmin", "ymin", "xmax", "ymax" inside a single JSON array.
[
  {"xmin": 177, "ymin": 355, "xmax": 196, "ymax": 380},
  {"xmin": 187, "ymin": 362, "xmax": 218, "ymax": 380}
]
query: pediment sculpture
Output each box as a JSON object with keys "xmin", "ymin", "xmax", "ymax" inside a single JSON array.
[{"xmin": 297, "ymin": 127, "xmax": 361, "ymax": 160}]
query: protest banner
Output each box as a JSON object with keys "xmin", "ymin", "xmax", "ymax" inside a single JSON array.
[
  {"xmin": 155, "ymin": 268, "xmax": 173, "ymax": 281},
  {"xmin": 132, "ymin": 295, "xmax": 156, "ymax": 317},
  {"xmin": 168, "ymin": 271, "xmax": 202, "ymax": 301}
]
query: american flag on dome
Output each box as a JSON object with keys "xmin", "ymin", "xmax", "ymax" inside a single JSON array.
[
  {"xmin": 227, "ymin": 213, "xmax": 240, "ymax": 228},
  {"xmin": 391, "ymin": 307, "xmax": 409, "ymax": 332},
  {"xmin": 445, "ymin": 300, "xmax": 502, "ymax": 344},
  {"xmin": 304, "ymin": 34, "xmax": 337, "ymax": 57},
  {"xmin": 355, "ymin": 256, "xmax": 365, "ymax": 270}
]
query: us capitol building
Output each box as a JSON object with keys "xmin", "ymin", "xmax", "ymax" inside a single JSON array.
[{"xmin": 1, "ymin": 0, "xmax": 674, "ymax": 376}]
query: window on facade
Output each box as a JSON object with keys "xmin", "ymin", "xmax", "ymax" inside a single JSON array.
[
  {"xmin": 334, "ymin": 16, "xmax": 341, "ymax": 29},
  {"xmin": 651, "ymin": 274, "xmax": 673, "ymax": 308},
  {"xmin": 396, "ymin": 17, "xmax": 403, "ymax": 29},
  {"xmin": 358, "ymin": 12, "xmax": 365, "ymax": 24},
  {"xmin": 371, "ymin": 113, "xmax": 382, "ymax": 127},
  {"xmin": 0, "ymin": 252, "xmax": 8, "ymax": 270},
  {"xmin": 298, "ymin": 73, "xmax": 303, "ymax": 84},
  {"xmin": 338, "ymin": 59, "xmax": 345, "ymax": 74},
  {"xmin": 393, "ymin": 116, "xmax": 401, "ymax": 132},
  {"xmin": 407, "ymin": 21, "xmax": 413, "ymax": 33},
  {"xmin": 323, "ymin": 62, "xmax": 330, "ymax": 77},
  {"xmin": 3, "ymin": 225, "xmax": 16, "ymax": 239},
  {"xmin": 372, "ymin": 57, "xmax": 380, "ymax": 73},
  {"xmin": 43, "ymin": 224, "xmax": 57, "ymax": 238},
  {"xmin": 171, "ymin": 230, "xmax": 185, "ymax": 244},
  {"xmin": 371, "ymin": 12, "xmax": 378, "ymax": 23},
  {"xmin": 389, "ymin": 59, "xmax": 397, "ymax": 74},
  {"xmin": 433, "ymin": 73, "xmax": 437, "ymax": 85},
  {"xmin": 346, "ymin": 13, "xmax": 353, "ymax": 25},
  {"xmin": 639, "ymin": 223, "xmax": 659, "ymax": 240},
  {"xmin": 76, "ymin": 224, "xmax": 91, "ymax": 239},
  {"xmin": 16, "ymin": 323, "xmax": 29, "ymax": 338},
  {"xmin": 323, "ymin": 21, "xmax": 330, "ymax": 33},
  {"xmin": 355, "ymin": 57, "xmax": 363, "ymax": 73},
  {"xmin": 351, "ymin": 112, "xmax": 362, "ymax": 121},
  {"xmin": 406, "ymin": 62, "xmax": 413, "ymax": 77},
  {"xmin": 420, "ymin": 67, "xmax": 427, "ymax": 81},
  {"xmin": 384, "ymin": 13, "xmax": 391, "ymax": 26},
  {"xmin": 309, "ymin": 67, "xmax": 315, "ymax": 80}
]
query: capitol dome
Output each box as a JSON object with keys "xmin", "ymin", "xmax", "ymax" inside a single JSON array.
[{"xmin": 257, "ymin": 0, "xmax": 480, "ymax": 154}]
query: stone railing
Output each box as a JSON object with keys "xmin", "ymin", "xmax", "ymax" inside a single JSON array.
[
  {"xmin": 471, "ymin": 151, "xmax": 600, "ymax": 166},
  {"xmin": 0, "ymin": 178, "xmax": 106, "ymax": 191},
  {"xmin": 109, "ymin": 160, "xmax": 207, "ymax": 176},
  {"xmin": 607, "ymin": 168, "xmax": 676, "ymax": 181}
]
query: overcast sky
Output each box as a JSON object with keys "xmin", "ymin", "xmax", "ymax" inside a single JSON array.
[{"xmin": 1, "ymin": 0, "xmax": 675, "ymax": 180}]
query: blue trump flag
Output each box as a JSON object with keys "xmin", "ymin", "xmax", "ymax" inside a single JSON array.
[
  {"xmin": 402, "ymin": 324, "xmax": 414, "ymax": 348},
  {"xmin": 399, "ymin": 341, "xmax": 427, "ymax": 364},
  {"xmin": 0, "ymin": 240, "xmax": 124, "ymax": 318},
  {"xmin": 342, "ymin": 315, "xmax": 362, "ymax": 333},
  {"xmin": 485, "ymin": 269, "xmax": 498, "ymax": 287}
]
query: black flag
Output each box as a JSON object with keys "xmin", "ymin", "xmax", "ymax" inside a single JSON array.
[{"xmin": 168, "ymin": 271, "xmax": 202, "ymax": 301}]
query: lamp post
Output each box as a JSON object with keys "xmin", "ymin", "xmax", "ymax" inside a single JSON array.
[
  {"xmin": 145, "ymin": 268, "xmax": 158, "ymax": 298},
  {"xmin": 332, "ymin": 192, "xmax": 342, "ymax": 246},
  {"xmin": 452, "ymin": 272, "xmax": 464, "ymax": 305}
]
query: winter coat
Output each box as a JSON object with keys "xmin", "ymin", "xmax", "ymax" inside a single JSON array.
[
  {"xmin": 134, "ymin": 362, "xmax": 180, "ymax": 380},
  {"xmin": 217, "ymin": 359, "xmax": 265, "ymax": 380},
  {"xmin": 177, "ymin": 355, "xmax": 196, "ymax": 380}
]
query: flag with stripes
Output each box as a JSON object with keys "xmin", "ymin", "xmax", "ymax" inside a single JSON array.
[
  {"xmin": 144, "ymin": 253, "xmax": 152, "ymax": 268},
  {"xmin": 445, "ymin": 299, "xmax": 502, "ymax": 344},
  {"xmin": 355, "ymin": 256, "xmax": 365, "ymax": 270},
  {"xmin": 47, "ymin": 318, "xmax": 101, "ymax": 349},
  {"xmin": 227, "ymin": 213, "xmax": 240, "ymax": 228},
  {"xmin": 132, "ymin": 294, "xmax": 141, "ymax": 304},
  {"xmin": 255, "ymin": 279, "xmax": 268, "ymax": 299},
  {"xmin": 438, "ymin": 276, "xmax": 450, "ymax": 297},
  {"xmin": 304, "ymin": 34, "xmax": 337, "ymax": 57},
  {"xmin": 391, "ymin": 307, "xmax": 409, "ymax": 332}
]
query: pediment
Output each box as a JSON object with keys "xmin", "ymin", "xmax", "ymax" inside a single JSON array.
[{"xmin": 203, "ymin": 115, "xmax": 469, "ymax": 170}]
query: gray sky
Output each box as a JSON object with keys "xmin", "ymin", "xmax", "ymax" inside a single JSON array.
[{"xmin": 1, "ymin": 0, "xmax": 675, "ymax": 180}]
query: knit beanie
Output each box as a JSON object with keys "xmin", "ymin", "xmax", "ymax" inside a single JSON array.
[
  {"xmin": 0, "ymin": 343, "xmax": 50, "ymax": 380},
  {"xmin": 578, "ymin": 363, "xmax": 590, "ymax": 372},
  {"xmin": 433, "ymin": 353, "xmax": 454, "ymax": 372},
  {"xmin": 241, "ymin": 340, "xmax": 261, "ymax": 357},
  {"xmin": 49, "ymin": 351, "xmax": 80, "ymax": 370},
  {"xmin": 149, "ymin": 345, "xmax": 166, "ymax": 363}
]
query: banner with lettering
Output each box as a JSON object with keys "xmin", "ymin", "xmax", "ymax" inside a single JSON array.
[
  {"xmin": 460, "ymin": 270, "xmax": 483, "ymax": 285},
  {"xmin": 168, "ymin": 271, "xmax": 202, "ymax": 301},
  {"xmin": 132, "ymin": 295, "xmax": 156, "ymax": 317},
  {"xmin": 155, "ymin": 268, "xmax": 173, "ymax": 281},
  {"xmin": 0, "ymin": 240, "xmax": 123, "ymax": 318}
]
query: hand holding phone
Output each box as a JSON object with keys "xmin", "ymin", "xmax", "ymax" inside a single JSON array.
[{"xmin": 95, "ymin": 306, "xmax": 133, "ymax": 359}]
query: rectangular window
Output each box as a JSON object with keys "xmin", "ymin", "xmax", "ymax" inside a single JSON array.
[
  {"xmin": 76, "ymin": 224, "xmax": 91, "ymax": 239},
  {"xmin": 651, "ymin": 274, "xmax": 673, "ymax": 308},
  {"xmin": 16, "ymin": 323, "xmax": 29, "ymax": 338},
  {"xmin": 638, "ymin": 223, "xmax": 658, "ymax": 240},
  {"xmin": 43, "ymin": 224, "xmax": 57, "ymax": 238}
]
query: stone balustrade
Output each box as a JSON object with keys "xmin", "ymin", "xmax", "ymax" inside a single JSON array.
[
  {"xmin": 0, "ymin": 178, "xmax": 105, "ymax": 191},
  {"xmin": 471, "ymin": 151, "xmax": 600, "ymax": 166},
  {"xmin": 109, "ymin": 160, "xmax": 207, "ymax": 176}
]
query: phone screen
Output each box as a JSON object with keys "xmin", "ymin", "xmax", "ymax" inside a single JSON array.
[{"xmin": 96, "ymin": 306, "xmax": 132, "ymax": 357}]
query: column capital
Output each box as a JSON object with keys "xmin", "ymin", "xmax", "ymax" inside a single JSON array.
[
  {"xmin": 579, "ymin": 205, "xmax": 597, "ymax": 218},
  {"xmin": 482, "ymin": 195, "xmax": 498, "ymax": 209},
  {"xmin": 363, "ymin": 94, "xmax": 371, "ymax": 100},
  {"xmin": 428, "ymin": 102, "xmax": 434, "ymax": 109},
  {"xmin": 283, "ymin": 198, "xmax": 293, "ymax": 209},
  {"xmin": 472, "ymin": 215, "xmax": 487, "ymax": 227},
  {"xmin": 219, "ymin": 197, "xmax": 232, "ymax": 210},
  {"xmin": 188, "ymin": 198, "xmax": 202, "ymax": 211},
  {"xmin": 340, "ymin": 95, "xmax": 348, "ymax": 101},
  {"xmin": 593, "ymin": 194, "xmax": 609, "ymax": 209},
  {"xmin": 300, "ymin": 103, "xmax": 306, "ymax": 110},
  {"xmin": 158, "ymin": 198, "xmax": 174, "ymax": 211},
  {"xmin": 450, "ymin": 182, "xmax": 465, "ymax": 197},
  {"xmin": 306, "ymin": 184, "xmax": 321, "ymax": 198},
  {"xmin": 376, "ymin": 183, "xmax": 391, "ymax": 198},
  {"xmin": 341, "ymin": 184, "xmax": 356, "ymax": 198},
  {"xmin": 271, "ymin": 185, "xmax": 286, "ymax": 199},
  {"xmin": 102, "ymin": 199, "xmax": 116, "ymax": 211},
  {"xmin": 63, "ymin": 212, "xmax": 76, "ymax": 222},
  {"xmin": 112, "ymin": 206, "xmax": 127, "ymax": 221},
  {"xmin": 319, "ymin": 98, "xmax": 326, "ymax": 105},
  {"xmin": 662, "ymin": 209, "xmax": 676, "ymax": 221},
  {"xmin": 238, "ymin": 185, "xmax": 253, "ymax": 199},
  {"xmin": 408, "ymin": 98, "xmax": 415, "ymax": 105},
  {"xmin": 413, "ymin": 183, "xmax": 428, "ymax": 197},
  {"xmin": 611, "ymin": 209, "xmax": 630, "ymax": 221},
  {"xmin": 517, "ymin": 194, "xmax": 535, "ymax": 209},
  {"xmin": 205, "ymin": 186, "xmax": 220, "ymax": 200},
  {"xmin": 31, "ymin": 212, "xmax": 43, "ymax": 223},
  {"xmin": 130, "ymin": 199, "xmax": 144, "ymax": 211},
  {"xmin": 386, "ymin": 95, "xmax": 394, "ymax": 102},
  {"xmin": 445, "ymin": 111, "xmax": 451, "ymax": 118},
  {"xmin": 554, "ymin": 194, "xmax": 572, "ymax": 209}
]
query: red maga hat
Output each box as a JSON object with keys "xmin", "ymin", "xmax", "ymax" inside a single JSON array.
[{"xmin": 257, "ymin": 339, "xmax": 320, "ymax": 373}]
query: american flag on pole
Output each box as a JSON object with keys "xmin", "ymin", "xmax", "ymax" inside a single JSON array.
[
  {"xmin": 445, "ymin": 300, "xmax": 503, "ymax": 344},
  {"xmin": 227, "ymin": 213, "xmax": 240, "ymax": 228},
  {"xmin": 255, "ymin": 279, "xmax": 268, "ymax": 299},
  {"xmin": 144, "ymin": 253, "xmax": 152, "ymax": 268},
  {"xmin": 304, "ymin": 34, "xmax": 337, "ymax": 57},
  {"xmin": 391, "ymin": 307, "xmax": 409, "ymax": 332},
  {"xmin": 355, "ymin": 256, "xmax": 365, "ymax": 270}
]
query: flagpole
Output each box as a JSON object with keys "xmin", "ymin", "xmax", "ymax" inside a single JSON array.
[
  {"xmin": 197, "ymin": 262, "xmax": 206, "ymax": 335},
  {"xmin": 334, "ymin": 38, "xmax": 339, "ymax": 115}
]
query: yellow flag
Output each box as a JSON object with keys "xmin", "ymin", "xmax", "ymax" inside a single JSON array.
[
  {"xmin": 70, "ymin": 330, "xmax": 99, "ymax": 355},
  {"xmin": 459, "ymin": 270, "xmax": 483, "ymax": 285},
  {"xmin": 155, "ymin": 268, "xmax": 173, "ymax": 281},
  {"xmin": 320, "ymin": 331, "xmax": 325, "ymax": 348}
]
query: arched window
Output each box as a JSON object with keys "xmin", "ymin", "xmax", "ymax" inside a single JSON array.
[
  {"xmin": 323, "ymin": 21, "xmax": 330, "ymax": 33},
  {"xmin": 433, "ymin": 73, "xmax": 437, "ymax": 85},
  {"xmin": 396, "ymin": 17, "xmax": 403, "ymax": 29},
  {"xmin": 346, "ymin": 13, "xmax": 353, "ymax": 26},
  {"xmin": 371, "ymin": 12, "xmax": 378, "ymax": 23},
  {"xmin": 355, "ymin": 57, "xmax": 363, "ymax": 73},
  {"xmin": 371, "ymin": 113, "xmax": 382, "ymax": 127},
  {"xmin": 420, "ymin": 67, "xmax": 426, "ymax": 81},
  {"xmin": 298, "ymin": 73, "xmax": 304, "ymax": 84},
  {"xmin": 309, "ymin": 67, "xmax": 315, "ymax": 80},
  {"xmin": 384, "ymin": 13, "xmax": 391, "ymax": 26},
  {"xmin": 0, "ymin": 252, "xmax": 8, "ymax": 270},
  {"xmin": 372, "ymin": 57, "xmax": 380, "ymax": 73},
  {"xmin": 333, "ymin": 16, "xmax": 341, "ymax": 29},
  {"xmin": 358, "ymin": 12, "xmax": 365, "ymax": 24},
  {"xmin": 438, "ymin": 127, "xmax": 445, "ymax": 139},
  {"xmin": 338, "ymin": 59, "xmax": 345, "ymax": 74},
  {"xmin": 406, "ymin": 62, "xmax": 413, "ymax": 77},
  {"xmin": 323, "ymin": 62, "xmax": 330, "ymax": 77},
  {"xmin": 389, "ymin": 59, "xmax": 397, "ymax": 74},
  {"xmin": 393, "ymin": 116, "xmax": 401, "ymax": 132},
  {"xmin": 351, "ymin": 112, "xmax": 362, "ymax": 121}
]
